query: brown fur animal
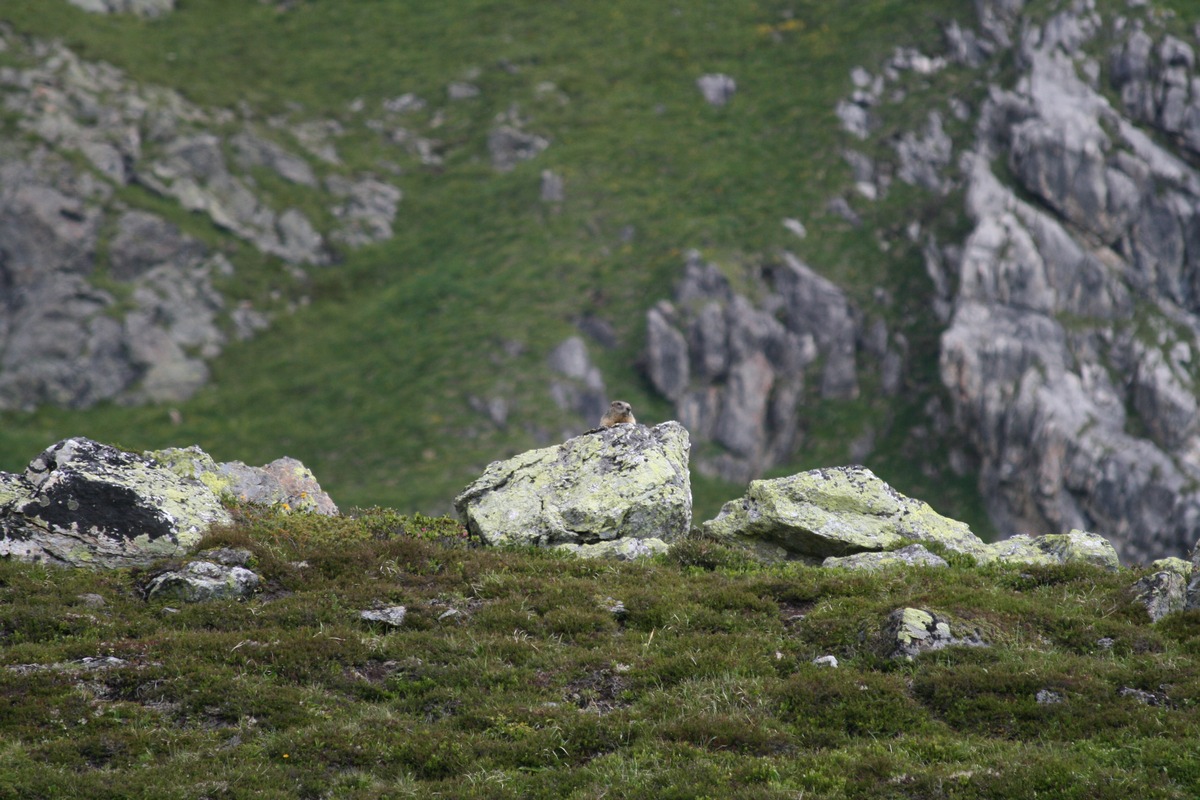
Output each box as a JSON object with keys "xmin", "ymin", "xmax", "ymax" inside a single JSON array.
[{"xmin": 599, "ymin": 400, "xmax": 636, "ymax": 428}]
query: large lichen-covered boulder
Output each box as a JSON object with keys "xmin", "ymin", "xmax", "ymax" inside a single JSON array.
[
  {"xmin": 455, "ymin": 422, "xmax": 691, "ymax": 552},
  {"xmin": 983, "ymin": 530, "xmax": 1120, "ymax": 570},
  {"xmin": 703, "ymin": 466, "xmax": 988, "ymax": 562},
  {"xmin": 0, "ymin": 437, "xmax": 232, "ymax": 568},
  {"xmin": 148, "ymin": 446, "xmax": 339, "ymax": 515}
]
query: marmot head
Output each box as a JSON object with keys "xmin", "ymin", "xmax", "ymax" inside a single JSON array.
[{"xmin": 610, "ymin": 400, "xmax": 632, "ymax": 415}]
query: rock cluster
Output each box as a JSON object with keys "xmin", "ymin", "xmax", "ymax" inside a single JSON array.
[
  {"xmin": 644, "ymin": 251, "xmax": 904, "ymax": 483},
  {"xmin": 822, "ymin": 0, "xmax": 1200, "ymax": 562},
  {"xmin": 0, "ymin": 437, "xmax": 336, "ymax": 569},
  {"xmin": 935, "ymin": 5, "xmax": 1200, "ymax": 562},
  {"xmin": 704, "ymin": 465, "xmax": 1120, "ymax": 569},
  {"xmin": 0, "ymin": 27, "xmax": 400, "ymax": 411}
]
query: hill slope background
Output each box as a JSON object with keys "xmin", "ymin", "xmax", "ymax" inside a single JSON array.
[
  {"xmin": 0, "ymin": 0, "xmax": 986, "ymax": 526},
  {"xmin": 5, "ymin": 0, "xmax": 1200, "ymax": 557}
]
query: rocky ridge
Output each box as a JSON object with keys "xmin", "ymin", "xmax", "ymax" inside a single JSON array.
[
  {"xmin": 0, "ymin": 25, "xmax": 400, "ymax": 411},
  {"xmin": 642, "ymin": 0, "xmax": 1200, "ymax": 561}
]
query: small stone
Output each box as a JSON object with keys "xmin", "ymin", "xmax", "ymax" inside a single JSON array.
[
  {"xmin": 1036, "ymin": 689, "xmax": 1063, "ymax": 705},
  {"xmin": 812, "ymin": 655, "xmax": 839, "ymax": 668},
  {"xmin": 696, "ymin": 74, "xmax": 737, "ymax": 107},
  {"xmin": 360, "ymin": 606, "xmax": 407, "ymax": 628}
]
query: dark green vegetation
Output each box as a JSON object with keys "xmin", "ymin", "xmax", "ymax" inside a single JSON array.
[
  {"xmin": 2, "ymin": 513, "xmax": 1198, "ymax": 798},
  {"xmin": 0, "ymin": 0, "xmax": 990, "ymax": 530}
]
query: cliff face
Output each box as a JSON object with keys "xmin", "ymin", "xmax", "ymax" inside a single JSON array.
[
  {"xmin": 0, "ymin": 26, "xmax": 398, "ymax": 411},
  {"xmin": 641, "ymin": 1, "xmax": 1200, "ymax": 561},
  {"xmin": 939, "ymin": 2, "xmax": 1200, "ymax": 562}
]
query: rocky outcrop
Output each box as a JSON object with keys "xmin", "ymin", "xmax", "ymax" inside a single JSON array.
[
  {"xmin": 822, "ymin": 543, "xmax": 949, "ymax": 571},
  {"xmin": 0, "ymin": 27, "xmax": 400, "ymax": 410},
  {"xmin": 821, "ymin": 0, "xmax": 1200, "ymax": 561},
  {"xmin": 703, "ymin": 465, "xmax": 1121, "ymax": 569},
  {"xmin": 0, "ymin": 437, "xmax": 337, "ymax": 568},
  {"xmin": 934, "ymin": 5, "xmax": 1200, "ymax": 562},
  {"xmin": 0, "ymin": 438, "xmax": 232, "ymax": 569},
  {"xmin": 454, "ymin": 422, "xmax": 691, "ymax": 555},
  {"xmin": 882, "ymin": 608, "xmax": 987, "ymax": 660},
  {"xmin": 703, "ymin": 466, "xmax": 988, "ymax": 562},
  {"xmin": 67, "ymin": 0, "xmax": 174, "ymax": 16},
  {"xmin": 644, "ymin": 251, "xmax": 903, "ymax": 483}
]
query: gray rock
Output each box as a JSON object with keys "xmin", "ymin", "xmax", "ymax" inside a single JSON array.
[
  {"xmin": 540, "ymin": 170, "xmax": 565, "ymax": 203},
  {"xmin": 145, "ymin": 560, "xmax": 261, "ymax": 602},
  {"xmin": 547, "ymin": 336, "xmax": 607, "ymax": 424},
  {"xmin": 108, "ymin": 210, "xmax": 206, "ymax": 281},
  {"xmin": 488, "ymin": 126, "xmax": 549, "ymax": 172},
  {"xmin": 230, "ymin": 132, "xmax": 317, "ymax": 187},
  {"xmin": 812, "ymin": 655, "xmax": 839, "ymax": 668},
  {"xmin": 883, "ymin": 608, "xmax": 987, "ymax": 660},
  {"xmin": 703, "ymin": 466, "xmax": 988, "ymax": 563},
  {"xmin": 822, "ymin": 544, "xmax": 950, "ymax": 571},
  {"xmin": 645, "ymin": 305, "xmax": 690, "ymax": 402},
  {"xmin": 0, "ymin": 437, "xmax": 232, "ymax": 568},
  {"xmin": 327, "ymin": 176, "xmax": 402, "ymax": 247},
  {"xmin": 360, "ymin": 606, "xmax": 407, "ymax": 627},
  {"xmin": 67, "ymin": 0, "xmax": 174, "ymax": 16},
  {"xmin": 149, "ymin": 445, "xmax": 340, "ymax": 516},
  {"xmin": 696, "ymin": 74, "xmax": 737, "ymax": 107},
  {"xmin": 455, "ymin": 422, "xmax": 692, "ymax": 550},
  {"xmin": 1036, "ymin": 689, "xmax": 1064, "ymax": 705},
  {"xmin": 1132, "ymin": 570, "xmax": 1186, "ymax": 622}
]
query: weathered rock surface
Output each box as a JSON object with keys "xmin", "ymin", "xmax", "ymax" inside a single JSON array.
[
  {"xmin": 455, "ymin": 422, "xmax": 691, "ymax": 553},
  {"xmin": 933, "ymin": 5, "xmax": 1200, "ymax": 563},
  {"xmin": 703, "ymin": 465, "xmax": 1122, "ymax": 569},
  {"xmin": 0, "ymin": 28, "xmax": 400, "ymax": 410},
  {"xmin": 703, "ymin": 466, "xmax": 987, "ymax": 562},
  {"xmin": 822, "ymin": 543, "xmax": 949, "ymax": 571},
  {"xmin": 0, "ymin": 437, "xmax": 337, "ymax": 568},
  {"xmin": 1133, "ymin": 569, "xmax": 1187, "ymax": 622},
  {"xmin": 0, "ymin": 438, "xmax": 232, "ymax": 568},
  {"xmin": 150, "ymin": 446, "xmax": 340, "ymax": 516},
  {"xmin": 145, "ymin": 559, "xmax": 261, "ymax": 603},
  {"xmin": 67, "ymin": 0, "xmax": 174, "ymax": 16},
  {"xmin": 360, "ymin": 606, "xmax": 408, "ymax": 628},
  {"xmin": 882, "ymin": 608, "xmax": 987, "ymax": 660},
  {"xmin": 645, "ymin": 251, "xmax": 902, "ymax": 483}
]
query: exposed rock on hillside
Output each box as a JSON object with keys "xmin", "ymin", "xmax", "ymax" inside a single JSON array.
[
  {"xmin": 0, "ymin": 27, "xmax": 400, "ymax": 411},
  {"xmin": 645, "ymin": 251, "xmax": 903, "ymax": 483},
  {"xmin": 0, "ymin": 437, "xmax": 337, "ymax": 568},
  {"xmin": 454, "ymin": 421, "xmax": 691, "ymax": 555},
  {"xmin": 67, "ymin": 0, "xmax": 174, "ymax": 16},
  {"xmin": 934, "ymin": 4, "xmax": 1200, "ymax": 562},
  {"xmin": 703, "ymin": 465, "xmax": 1121, "ymax": 569}
]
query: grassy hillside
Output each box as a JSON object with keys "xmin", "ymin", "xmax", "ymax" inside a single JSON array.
[
  {"xmin": 0, "ymin": 0, "xmax": 986, "ymax": 527},
  {"xmin": 2, "ymin": 512, "xmax": 1198, "ymax": 798}
]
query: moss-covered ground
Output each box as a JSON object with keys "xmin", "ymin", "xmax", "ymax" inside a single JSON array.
[{"xmin": 1, "ymin": 509, "xmax": 1198, "ymax": 798}]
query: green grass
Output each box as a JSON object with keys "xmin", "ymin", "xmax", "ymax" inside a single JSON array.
[
  {"xmin": 1, "ymin": 511, "xmax": 1197, "ymax": 798},
  {"xmin": 0, "ymin": 0, "xmax": 995, "ymax": 524}
]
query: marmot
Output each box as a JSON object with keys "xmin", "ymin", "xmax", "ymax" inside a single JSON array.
[{"xmin": 599, "ymin": 400, "xmax": 636, "ymax": 428}]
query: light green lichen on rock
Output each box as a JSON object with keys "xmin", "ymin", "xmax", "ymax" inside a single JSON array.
[
  {"xmin": 455, "ymin": 422, "xmax": 691, "ymax": 552},
  {"xmin": 703, "ymin": 466, "xmax": 988, "ymax": 561}
]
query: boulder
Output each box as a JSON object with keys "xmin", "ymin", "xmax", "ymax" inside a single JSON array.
[
  {"xmin": 1132, "ymin": 570, "xmax": 1186, "ymax": 623},
  {"xmin": 148, "ymin": 446, "xmax": 340, "ymax": 515},
  {"xmin": 703, "ymin": 466, "xmax": 988, "ymax": 562},
  {"xmin": 0, "ymin": 438, "xmax": 232, "ymax": 568},
  {"xmin": 822, "ymin": 543, "xmax": 949, "ymax": 571},
  {"xmin": 882, "ymin": 608, "xmax": 987, "ymax": 660},
  {"xmin": 360, "ymin": 606, "xmax": 408, "ymax": 628},
  {"xmin": 454, "ymin": 422, "xmax": 691, "ymax": 553},
  {"xmin": 144, "ymin": 559, "xmax": 261, "ymax": 603}
]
